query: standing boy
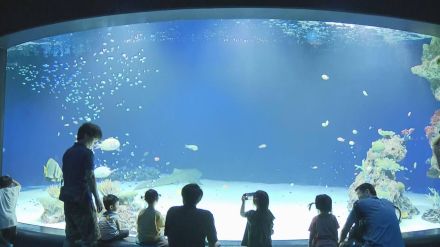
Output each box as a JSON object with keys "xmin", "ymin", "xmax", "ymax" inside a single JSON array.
[{"xmin": 59, "ymin": 123, "xmax": 104, "ymax": 247}]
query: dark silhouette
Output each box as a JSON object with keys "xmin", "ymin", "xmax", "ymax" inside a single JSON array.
[
  {"xmin": 137, "ymin": 189, "xmax": 168, "ymax": 246},
  {"xmin": 308, "ymin": 194, "xmax": 339, "ymax": 247},
  {"xmin": 240, "ymin": 190, "xmax": 275, "ymax": 247},
  {"xmin": 339, "ymin": 183, "xmax": 404, "ymax": 247},
  {"xmin": 165, "ymin": 183, "xmax": 219, "ymax": 247},
  {"xmin": 59, "ymin": 122, "xmax": 103, "ymax": 247}
]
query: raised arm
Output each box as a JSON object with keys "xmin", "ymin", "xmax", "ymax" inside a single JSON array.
[
  {"xmin": 240, "ymin": 194, "xmax": 246, "ymax": 217},
  {"xmin": 12, "ymin": 179, "xmax": 20, "ymax": 187}
]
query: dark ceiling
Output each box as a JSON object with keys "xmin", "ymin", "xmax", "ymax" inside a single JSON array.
[{"xmin": 0, "ymin": 0, "xmax": 439, "ymax": 37}]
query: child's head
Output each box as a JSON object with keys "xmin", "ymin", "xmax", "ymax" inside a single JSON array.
[
  {"xmin": 315, "ymin": 194, "xmax": 332, "ymax": 214},
  {"xmin": 253, "ymin": 190, "xmax": 270, "ymax": 211},
  {"xmin": 103, "ymin": 194, "xmax": 119, "ymax": 211},
  {"xmin": 0, "ymin": 176, "xmax": 12, "ymax": 189},
  {"xmin": 144, "ymin": 189, "xmax": 159, "ymax": 205}
]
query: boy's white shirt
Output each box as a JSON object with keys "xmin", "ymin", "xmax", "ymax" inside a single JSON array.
[{"xmin": 0, "ymin": 185, "xmax": 21, "ymax": 229}]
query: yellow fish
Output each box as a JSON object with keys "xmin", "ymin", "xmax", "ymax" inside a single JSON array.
[{"xmin": 43, "ymin": 158, "xmax": 63, "ymax": 182}]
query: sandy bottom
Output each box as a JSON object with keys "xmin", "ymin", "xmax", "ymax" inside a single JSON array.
[{"xmin": 16, "ymin": 179, "xmax": 440, "ymax": 240}]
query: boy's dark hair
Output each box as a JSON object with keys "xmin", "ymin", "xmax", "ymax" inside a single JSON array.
[
  {"xmin": 182, "ymin": 183, "xmax": 203, "ymax": 206},
  {"xmin": 0, "ymin": 176, "xmax": 12, "ymax": 189},
  {"xmin": 103, "ymin": 194, "xmax": 119, "ymax": 211},
  {"xmin": 77, "ymin": 123, "xmax": 102, "ymax": 141},
  {"xmin": 144, "ymin": 189, "xmax": 159, "ymax": 204},
  {"xmin": 315, "ymin": 194, "xmax": 332, "ymax": 213},
  {"xmin": 355, "ymin": 183, "xmax": 377, "ymax": 196}
]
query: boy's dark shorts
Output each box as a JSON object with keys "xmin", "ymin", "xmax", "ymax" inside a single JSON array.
[{"xmin": 64, "ymin": 201, "xmax": 100, "ymax": 245}]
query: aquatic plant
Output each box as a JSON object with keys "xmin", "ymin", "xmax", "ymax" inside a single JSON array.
[
  {"xmin": 375, "ymin": 158, "xmax": 404, "ymax": 174},
  {"xmin": 426, "ymin": 187, "xmax": 440, "ymax": 209},
  {"xmin": 371, "ymin": 140, "xmax": 386, "ymax": 153},
  {"xmin": 422, "ymin": 187, "xmax": 440, "ymax": 223},
  {"xmin": 38, "ymin": 196, "xmax": 64, "ymax": 223},
  {"xmin": 396, "ymin": 182, "xmax": 405, "ymax": 192},
  {"xmin": 424, "ymin": 110, "xmax": 440, "ymax": 178},
  {"xmin": 98, "ymin": 179, "xmax": 121, "ymax": 196},
  {"xmin": 411, "ymin": 37, "xmax": 440, "ymax": 100},
  {"xmin": 378, "ymin": 129, "xmax": 395, "ymax": 138},
  {"xmin": 46, "ymin": 184, "xmax": 61, "ymax": 199},
  {"xmin": 425, "ymin": 110, "xmax": 440, "ymax": 141},
  {"xmin": 376, "ymin": 188, "xmax": 392, "ymax": 201},
  {"xmin": 347, "ymin": 131, "xmax": 419, "ymax": 218},
  {"xmin": 354, "ymin": 160, "xmax": 370, "ymax": 172},
  {"xmin": 381, "ymin": 135, "xmax": 407, "ymax": 162}
]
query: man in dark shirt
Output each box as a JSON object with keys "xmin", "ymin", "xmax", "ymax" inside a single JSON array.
[
  {"xmin": 59, "ymin": 123, "xmax": 104, "ymax": 247},
  {"xmin": 165, "ymin": 183, "xmax": 220, "ymax": 247},
  {"xmin": 339, "ymin": 183, "xmax": 404, "ymax": 247}
]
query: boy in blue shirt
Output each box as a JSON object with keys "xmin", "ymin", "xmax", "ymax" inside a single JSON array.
[{"xmin": 59, "ymin": 123, "xmax": 103, "ymax": 247}]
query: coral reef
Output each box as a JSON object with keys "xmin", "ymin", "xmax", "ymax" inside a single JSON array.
[
  {"xmin": 411, "ymin": 37, "xmax": 440, "ymax": 100},
  {"xmin": 46, "ymin": 184, "xmax": 61, "ymax": 199},
  {"xmin": 377, "ymin": 129, "xmax": 395, "ymax": 138},
  {"xmin": 424, "ymin": 110, "xmax": 440, "ymax": 178},
  {"xmin": 98, "ymin": 179, "xmax": 121, "ymax": 196},
  {"xmin": 117, "ymin": 205, "xmax": 138, "ymax": 236},
  {"xmin": 426, "ymin": 187, "xmax": 440, "ymax": 208},
  {"xmin": 348, "ymin": 130, "xmax": 419, "ymax": 219},
  {"xmin": 422, "ymin": 187, "xmax": 440, "ymax": 223},
  {"xmin": 38, "ymin": 196, "xmax": 64, "ymax": 223}
]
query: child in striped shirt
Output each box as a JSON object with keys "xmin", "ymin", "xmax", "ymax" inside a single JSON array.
[{"xmin": 98, "ymin": 194, "xmax": 129, "ymax": 242}]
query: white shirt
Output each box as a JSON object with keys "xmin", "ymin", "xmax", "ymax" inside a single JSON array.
[{"xmin": 0, "ymin": 185, "xmax": 21, "ymax": 229}]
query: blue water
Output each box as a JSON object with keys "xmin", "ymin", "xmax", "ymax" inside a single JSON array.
[{"xmin": 3, "ymin": 20, "xmax": 440, "ymax": 195}]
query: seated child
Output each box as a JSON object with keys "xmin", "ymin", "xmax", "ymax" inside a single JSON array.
[
  {"xmin": 308, "ymin": 194, "xmax": 339, "ymax": 247},
  {"xmin": 137, "ymin": 189, "xmax": 168, "ymax": 246},
  {"xmin": 98, "ymin": 194, "xmax": 129, "ymax": 242},
  {"xmin": 0, "ymin": 176, "xmax": 21, "ymax": 247}
]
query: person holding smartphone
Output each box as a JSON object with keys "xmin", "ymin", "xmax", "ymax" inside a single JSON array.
[{"xmin": 240, "ymin": 190, "xmax": 275, "ymax": 247}]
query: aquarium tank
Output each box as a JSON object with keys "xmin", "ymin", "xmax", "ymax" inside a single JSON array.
[{"xmin": 3, "ymin": 18, "xmax": 440, "ymax": 240}]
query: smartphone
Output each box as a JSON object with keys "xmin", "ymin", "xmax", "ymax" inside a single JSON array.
[{"xmin": 244, "ymin": 192, "xmax": 256, "ymax": 199}]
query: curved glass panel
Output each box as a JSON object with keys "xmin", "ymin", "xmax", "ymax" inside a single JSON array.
[{"xmin": 3, "ymin": 19, "xmax": 440, "ymax": 240}]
